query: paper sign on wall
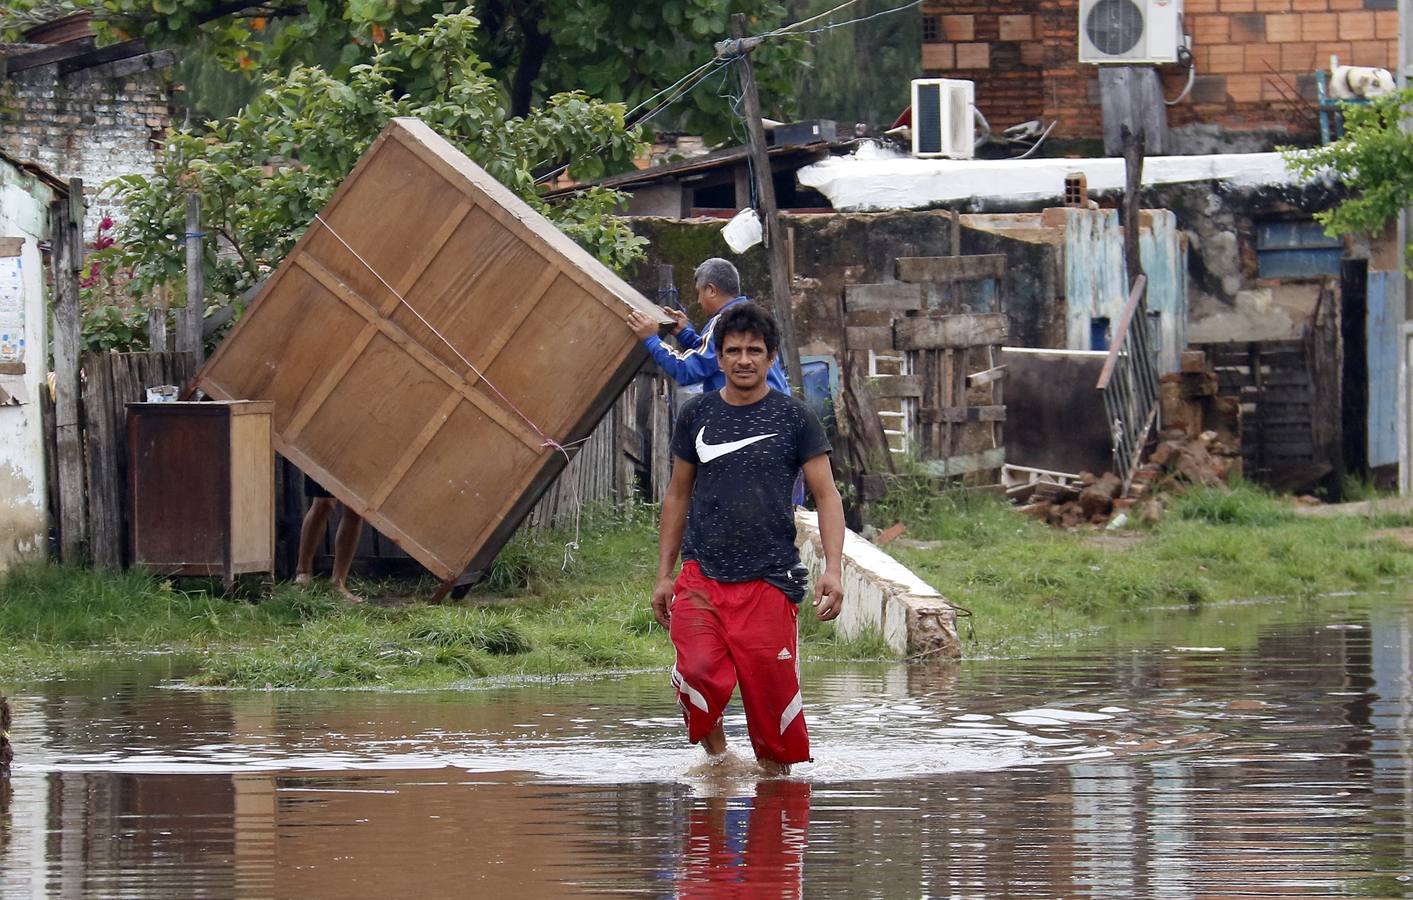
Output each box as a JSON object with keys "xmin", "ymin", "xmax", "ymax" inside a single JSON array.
[{"xmin": 0, "ymin": 256, "xmax": 25, "ymax": 365}]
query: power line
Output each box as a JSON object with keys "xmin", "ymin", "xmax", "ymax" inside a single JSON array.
[
  {"xmin": 759, "ymin": 0, "xmax": 869, "ymax": 37},
  {"xmin": 786, "ymin": 0, "xmax": 925, "ymax": 37}
]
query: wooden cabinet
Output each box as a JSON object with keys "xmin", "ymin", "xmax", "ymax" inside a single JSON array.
[
  {"xmin": 128, "ymin": 401, "xmax": 275, "ymax": 589},
  {"xmin": 192, "ymin": 118, "xmax": 669, "ymax": 589}
]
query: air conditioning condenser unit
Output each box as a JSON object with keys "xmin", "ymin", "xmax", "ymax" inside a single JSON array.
[
  {"xmin": 1078, "ymin": 0, "xmax": 1183, "ymax": 65},
  {"xmin": 911, "ymin": 78, "xmax": 974, "ymax": 159}
]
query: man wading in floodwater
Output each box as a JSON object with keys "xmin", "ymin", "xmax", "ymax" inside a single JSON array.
[{"xmin": 653, "ymin": 302, "xmax": 845, "ymax": 775}]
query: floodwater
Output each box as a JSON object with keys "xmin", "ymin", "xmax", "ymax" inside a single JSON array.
[{"xmin": 2, "ymin": 594, "xmax": 1412, "ymax": 898}]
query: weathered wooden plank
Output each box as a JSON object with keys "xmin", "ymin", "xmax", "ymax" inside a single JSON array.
[
  {"xmin": 894, "ymin": 313, "xmax": 1009, "ymax": 351},
  {"xmin": 867, "ymin": 374, "xmax": 923, "ymax": 398},
  {"xmin": 844, "ymin": 354, "xmax": 896, "ymax": 474},
  {"xmin": 52, "ymin": 183, "xmax": 87, "ymax": 563},
  {"xmin": 918, "ymin": 405, "xmax": 1006, "ymax": 424},
  {"xmin": 843, "ymin": 282, "xmax": 925, "ymax": 313},
  {"xmin": 919, "ymin": 447, "xmax": 1006, "ymax": 477},
  {"xmin": 845, "ymin": 326, "xmax": 896, "ymax": 352},
  {"xmin": 966, "ymin": 364, "xmax": 1007, "ymax": 388},
  {"xmin": 895, "ymin": 254, "xmax": 1006, "ymax": 284}
]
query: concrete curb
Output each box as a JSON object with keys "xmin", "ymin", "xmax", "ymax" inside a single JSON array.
[{"xmin": 794, "ymin": 510, "xmax": 961, "ymax": 659}]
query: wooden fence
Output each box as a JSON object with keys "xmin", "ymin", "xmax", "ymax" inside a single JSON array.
[
  {"xmin": 43, "ymin": 351, "xmax": 199, "ymax": 568},
  {"xmin": 1195, "ymin": 313, "xmax": 1343, "ymax": 492}
]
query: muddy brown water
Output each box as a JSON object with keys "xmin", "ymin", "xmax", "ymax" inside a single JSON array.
[{"xmin": 2, "ymin": 594, "xmax": 1412, "ymax": 898}]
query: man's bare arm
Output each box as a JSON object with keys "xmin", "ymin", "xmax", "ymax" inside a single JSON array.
[
  {"xmin": 801, "ymin": 453, "xmax": 845, "ymax": 621},
  {"xmin": 652, "ymin": 457, "xmax": 696, "ymax": 628}
]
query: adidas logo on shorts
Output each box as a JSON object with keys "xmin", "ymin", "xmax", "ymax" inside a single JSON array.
[{"xmin": 777, "ymin": 647, "xmax": 792, "ymax": 661}]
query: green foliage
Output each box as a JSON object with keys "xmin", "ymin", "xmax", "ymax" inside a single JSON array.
[
  {"xmin": 3, "ymin": 2, "xmax": 796, "ymax": 139},
  {"xmin": 786, "ymin": 0, "xmax": 921, "ymax": 130},
  {"xmin": 1282, "ymin": 87, "xmax": 1413, "ymax": 249},
  {"xmin": 100, "ymin": 12, "xmax": 648, "ymax": 310},
  {"xmin": 79, "ymin": 303, "xmax": 149, "ymax": 352}
]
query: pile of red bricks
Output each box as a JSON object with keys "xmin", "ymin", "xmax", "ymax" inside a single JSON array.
[{"xmin": 1017, "ymin": 350, "xmax": 1242, "ymax": 529}]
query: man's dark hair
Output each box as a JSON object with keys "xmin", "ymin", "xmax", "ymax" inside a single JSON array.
[{"xmin": 713, "ymin": 301, "xmax": 780, "ymax": 357}]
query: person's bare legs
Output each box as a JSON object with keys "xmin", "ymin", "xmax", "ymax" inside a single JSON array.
[
  {"xmin": 757, "ymin": 758, "xmax": 791, "ymax": 776},
  {"xmin": 295, "ymin": 497, "xmax": 336, "ymax": 585},
  {"xmin": 330, "ymin": 506, "xmax": 365, "ymax": 603},
  {"xmin": 701, "ymin": 721, "xmax": 727, "ymax": 757}
]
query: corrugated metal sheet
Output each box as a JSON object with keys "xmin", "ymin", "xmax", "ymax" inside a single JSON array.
[
  {"xmin": 1367, "ymin": 271, "xmax": 1402, "ymax": 468},
  {"xmin": 1062, "ymin": 208, "xmax": 1186, "ymax": 372}
]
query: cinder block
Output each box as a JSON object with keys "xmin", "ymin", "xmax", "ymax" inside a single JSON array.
[
  {"xmin": 955, "ymin": 42, "xmax": 990, "ymax": 69},
  {"xmin": 1301, "ymin": 11, "xmax": 1339, "ymax": 38},
  {"xmin": 1339, "ymin": 10, "xmax": 1373, "ymax": 37},
  {"xmin": 1227, "ymin": 73, "xmax": 1264, "ymax": 101},
  {"xmin": 1208, "ymin": 44, "xmax": 1247, "ymax": 72},
  {"xmin": 1349, "ymin": 38, "xmax": 1390, "ymax": 65},
  {"xmin": 1265, "ymin": 12, "xmax": 1302, "ymax": 39},
  {"xmin": 1193, "ymin": 14, "xmax": 1232, "ymax": 42},
  {"xmin": 1245, "ymin": 43, "xmax": 1283, "ymax": 70},
  {"xmin": 1230, "ymin": 12, "xmax": 1267, "ymax": 40},
  {"xmin": 923, "ymin": 43, "xmax": 956, "ymax": 70},
  {"xmin": 1281, "ymin": 40, "xmax": 1319, "ymax": 68},
  {"xmin": 998, "ymin": 14, "xmax": 1034, "ymax": 40},
  {"xmin": 1315, "ymin": 40, "xmax": 1354, "ymax": 62},
  {"xmin": 1190, "ymin": 74, "xmax": 1230, "ymax": 104},
  {"xmin": 941, "ymin": 14, "xmax": 974, "ymax": 40}
]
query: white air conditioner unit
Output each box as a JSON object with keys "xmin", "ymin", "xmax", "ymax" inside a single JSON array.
[
  {"xmin": 1078, "ymin": 0, "xmax": 1183, "ymax": 65},
  {"xmin": 911, "ymin": 79, "xmax": 974, "ymax": 159}
]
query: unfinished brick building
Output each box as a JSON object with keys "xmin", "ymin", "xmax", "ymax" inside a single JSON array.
[{"xmin": 920, "ymin": 0, "xmax": 1398, "ymax": 151}]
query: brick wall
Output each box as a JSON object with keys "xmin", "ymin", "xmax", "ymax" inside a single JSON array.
[
  {"xmin": 1, "ymin": 56, "xmax": 174, "ymax": 237},
  {"xmin": 921, "ymin": 0, "xmax": 1398, "ymax": 147}
]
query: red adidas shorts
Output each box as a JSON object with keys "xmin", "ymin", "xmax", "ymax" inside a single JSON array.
[{"xmin": 669, "ymin": 560, "xmax": 810, "ymax": 765}]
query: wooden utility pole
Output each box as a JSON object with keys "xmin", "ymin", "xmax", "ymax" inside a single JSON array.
[
  {"xmin": 722, "ymin": 14, "xmax": 805, "ymax": 396},
  {"xmin": 51, "ymin": 177, "xmax": 87, "ymax": 563},
  {"xmin": 1121, "ymin": 125, "xmax": 1146, "ymax": 291},
  {"xmin": 179, "ymin": 193, "xmax": 205, "ymax": 365}
]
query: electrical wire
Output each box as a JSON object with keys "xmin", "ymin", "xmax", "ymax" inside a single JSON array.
[
  {"xmin": 535, "ymin": 58, "xmax": 727, "ymax": 185},
  {"xmin": 782, "ymin": 0, "xmax": 925, "ymax": 37},
  {"xmin": 758, "ymin": 0, "xmax": 869, "ymax": 37},
  {"xmin": 1165, "ymin": 46, "xmax": 1197, "ymax": 106}
]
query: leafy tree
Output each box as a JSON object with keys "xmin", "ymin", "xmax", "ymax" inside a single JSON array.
[
  {"xmin": 785, "ymin": 0, "xmax": 921, "ymax": 131},
  {"xmin": 1283, "ymin": 88, "xmax": 1413, "ymax": 253},
  {"xmin": 99, "ymin": 11, "xmax": 646, "ymax": 319},
  {"xmin": 3, "ymin": 0, "xmax": 795, "ymax": 135}
]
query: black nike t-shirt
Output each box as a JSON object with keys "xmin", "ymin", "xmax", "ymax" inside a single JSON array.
[{"xmin": 671, "ymin": 389, "xmax": 831, "ymax": 583}]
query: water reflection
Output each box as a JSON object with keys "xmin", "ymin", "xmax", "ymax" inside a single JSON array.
[{"xmin": 0, "ymin": 595, "xmax": 1410, "ymax": 897}]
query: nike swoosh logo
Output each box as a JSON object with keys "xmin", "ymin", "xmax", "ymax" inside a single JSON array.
[{"xmin": 695, "ymin": 427, "xmax": 777, "ymax": 463}]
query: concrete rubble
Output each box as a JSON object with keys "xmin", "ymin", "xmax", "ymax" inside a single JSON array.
[{"xmin": 1014, "ymin": 350, "xmax": 1243, "ymax": 529}]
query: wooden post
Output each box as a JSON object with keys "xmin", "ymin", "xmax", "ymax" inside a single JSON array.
[
  {"xmin": 148, "ymin": 284, "xmax": 168, "ymax": 351},
  {"xmin": 179, "ymin": 194, "xmax": 205, "ymax": 365},
  {"xmin": 51, "ymin": 178, "xmax": 87, "ymax": 563},
  {"xmin": 1121, "ymin": 125, "xmax": 1146, "ymax": 292},
  {"xmin": 726, "ymin": 13, "xmax": 806, "ymax": 397}
]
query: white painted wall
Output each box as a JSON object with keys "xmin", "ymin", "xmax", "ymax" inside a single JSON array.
[
  {"xmin": 0, "ymin": 161, "xmax": 55, "ymax": 572},
  {"xmin": 797, "ymin": 143, "xmax": 1299, "ymax": 212}
]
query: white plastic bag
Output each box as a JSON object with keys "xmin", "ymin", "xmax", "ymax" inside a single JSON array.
[{"xmin": 721, "ymin": 207, "xmax": 763, "ymax": 254}]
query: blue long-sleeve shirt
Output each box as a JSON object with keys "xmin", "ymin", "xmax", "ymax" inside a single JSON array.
[{"xmin": 644, "ymin": 296, "xmax": 790, "ymax": 393}]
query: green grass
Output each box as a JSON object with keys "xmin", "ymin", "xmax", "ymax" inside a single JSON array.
[
  {"xmin": 880, "ymin": 482, "xmax": 1413, "ymax": 655},
  {"xmin": 5, "ymin": 486, "xmax": 1409, "ymax": 688},
  {"xmin": 1, "ymin": 503, "xmax": 883, "ymax": 689}
]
